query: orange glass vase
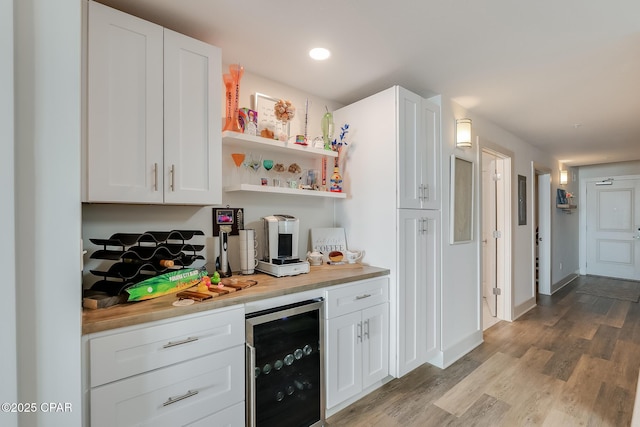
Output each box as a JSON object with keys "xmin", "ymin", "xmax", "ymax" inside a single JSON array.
[{"xmin": 222, "ymin": 64, "xmax": 244, "ymax": 132}]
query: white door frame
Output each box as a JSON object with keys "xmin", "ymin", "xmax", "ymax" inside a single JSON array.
[
  {"xmin": 481, "ymin": 151, "xmax": 498, "ymax": 318},
  {"xmin": 534, "ymin": 170, "xmax": 551, "ymax": 295},
  {"xmin": 479, "ymin": 139, "xmax": 513, "ymax": 322},
  {"xmin": 580, "ymin": 174, "xmax": 640, "ymax": 275}
]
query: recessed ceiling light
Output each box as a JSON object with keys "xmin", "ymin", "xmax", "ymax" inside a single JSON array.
[{"xmin": 309, "ymin": 47, "xmax": 330, "ymax": 61}]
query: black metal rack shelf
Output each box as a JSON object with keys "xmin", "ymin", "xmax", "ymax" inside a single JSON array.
[{"xmin": 88, "ymin": 229, "xmax": 205, "ymax": 296}]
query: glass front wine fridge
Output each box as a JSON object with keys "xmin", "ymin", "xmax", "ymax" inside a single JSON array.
[{"xmin": 246, "ymin": 298, "xmax": 325, "ymax": 427}]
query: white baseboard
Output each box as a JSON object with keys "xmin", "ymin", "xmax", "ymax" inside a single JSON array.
[
  {"xmin": 325, "ymin": 376, "xmax": 393, "ymax": 418},
  {"xmin": 429, "ymin": 330, "xmax": 483, "ymax": 369},
  {"xmin": 551, "ymin": 273, "xmax": 579, "ymax": 294},
  {"xmin": 513, "ymin": 297, "xmax": 536, "ymax": 319}
]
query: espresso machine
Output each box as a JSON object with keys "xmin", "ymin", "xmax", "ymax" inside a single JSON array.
[{"xmin": 256, "ymin": 214, "xmax": 310, "ymax": 277}]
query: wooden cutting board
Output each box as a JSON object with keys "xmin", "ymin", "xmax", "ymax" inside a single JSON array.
[{"xmin": 221, "ymin": 278, "xmax": 258, "ymax": 289}]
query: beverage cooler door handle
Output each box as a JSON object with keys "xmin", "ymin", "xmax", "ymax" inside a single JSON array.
[{"xmin": 246, "ymin": 343, "xmax": 256, "ymax": 427}]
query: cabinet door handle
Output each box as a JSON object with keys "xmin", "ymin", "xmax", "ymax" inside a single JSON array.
[
  {"xmin": 153, "ymin": 163, "xmax": 159, "ymax": 191},
  {"xmin": 163, "ymin": 336, "xmax": 198, "ymax": 349},
  {"xmin": 357, "ymin": 322, "xmax": 363, "ymax": 343},
  {"xmin": 424, "ymin": 184, "xmax": 430, "ymax": 201},
  {"xmin": 162, "ymin": 390, "xmax": 199, "ymax": 407},
  {"xmin": 418, "ymin": 184, "xmax": 424, "ymax": 202},
  {"xmin": 423, "ymin": 218, "xmax": 429, "ymax": 235},
  {"xmin": 355, "ymin": 293, "xmax": 372, "ymax": 300},
  {"xmin": 170, "ymin": 164, "xmax": 175, "ymax": 191},
  {"xmin": 364, "ymin": 319, "xmax": 370, "ymax": 340}
]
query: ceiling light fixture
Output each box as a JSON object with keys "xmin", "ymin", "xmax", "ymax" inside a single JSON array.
[
  {"xmin": 455, "ymin": 118, "xmax": 472, "ymax": 148},
  {"xmin": 309, "ymin": 47, "xmax": 330, "ymax": 61}
]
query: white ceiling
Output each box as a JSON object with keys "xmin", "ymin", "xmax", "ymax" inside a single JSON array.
[{"xmin": 97, "ymin": 0, "xmax": 640, "ymax": 166}]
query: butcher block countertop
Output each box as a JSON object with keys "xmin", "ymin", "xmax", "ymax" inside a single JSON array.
[{"xmin": 82, "ymin": 264, "xmax": 390, "ymax": 335}]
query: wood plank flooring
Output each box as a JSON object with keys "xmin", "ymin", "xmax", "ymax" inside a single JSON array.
[{"xmin": 326, "ymin": 275, "xmax": 640, "ymax": 426}]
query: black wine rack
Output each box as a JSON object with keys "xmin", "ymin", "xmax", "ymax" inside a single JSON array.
[{"xmin": 88, "ymin": 230, "xmax": 205, "ymax": 296}]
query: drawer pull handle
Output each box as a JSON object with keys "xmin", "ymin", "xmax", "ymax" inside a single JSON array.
[
  {"xmin": 162, "ymin": 390, "xmax": 198, "ymax": 407},
  {"xmin": 163, "ymin": 336, "xmax": 198, "ymax": 349},
  {"xmin": 355, "ymin": 293, "xmax": 372, "ymax": 300}
]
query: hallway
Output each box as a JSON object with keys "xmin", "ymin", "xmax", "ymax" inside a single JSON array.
[{"xmin": 327, "ymin": 275, "xmax": 640, "ymax": 426}]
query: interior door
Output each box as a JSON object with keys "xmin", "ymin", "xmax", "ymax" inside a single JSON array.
[
  {"xmin": 537, "ymin": 173, "xmax": 551, "ymax": 295},
  {"xmin": 586, "ymin": 178, "xmax": 640, "ymax": 280},
  {"xmin": 481, "ymin": 152, "xmax": 497, "ymax": 317}
]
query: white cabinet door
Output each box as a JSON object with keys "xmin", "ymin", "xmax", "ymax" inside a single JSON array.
[
  {"xmin": 398, "ymin": 209, "xmax": 440, "ymax": 376},
  {"xmin": 397, "ymin": 89, "xmax": 441, "ymax": 210},
  {"xmin": 421, "ymin": 98, "xmax": 440, "ymax": 209},
  {"xmin": 326, "ymin": 311, "xmax": 362, "ymax": 408},
  {"xmin": 361, "ymin": 303, "xmax": 389, "ymax": 390},
  {"xmin": 87, "ymin": 1, "xmax": 164, "ymax": 203},
  {"xmin": 397, "ymin": 87, "xmax": 423, "ymax": 209},
  {"xmin": 163, "ymin": 29, "xmax": 221, "ymax": 205}
]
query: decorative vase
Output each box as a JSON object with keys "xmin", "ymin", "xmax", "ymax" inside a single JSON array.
[
  {"xmin": 276, "ymin": 120, "xmax": 288, "ymax": 141},
  {"xmin": 222, "ymin": 64, "xmax": 244, "ymax": 132},
  {"xmin": 330, "ymin": 165, "xmax": 342, "ymax": 192}
]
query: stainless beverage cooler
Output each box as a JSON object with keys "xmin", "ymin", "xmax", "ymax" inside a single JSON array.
[{"xmin": 246, "ymin": 299, "xmax": 325, "ymax": 427}]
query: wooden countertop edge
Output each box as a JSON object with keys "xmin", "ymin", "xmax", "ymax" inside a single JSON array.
[{"xmin": 82, "ymin": 264, "xmax": 390, "ymax": 335}]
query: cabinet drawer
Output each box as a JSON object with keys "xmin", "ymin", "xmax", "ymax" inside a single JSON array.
[
  {"xmin": 90, "ymin": 345, "xmax": 244, "ymax": 427},
  {"xmin": 90, "ymin": 306, "xmax": 244, "ymax": 387},
  {"xmin": 187, "ymin": 401, "xmax": 244, "ymax": 427},
  {"xmin": 324, "ymin": 277, "xmax": 389, "ymax": 318}
]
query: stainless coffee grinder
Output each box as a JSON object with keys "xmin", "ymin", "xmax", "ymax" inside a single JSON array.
[{"xmin": 216, "ymin": 229, "xmax": 232, "ymax": 277}]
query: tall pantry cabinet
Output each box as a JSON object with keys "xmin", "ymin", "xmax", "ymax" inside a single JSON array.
[
  {"xmin": 334, "ymin": 86, "xmax": 441, "ymax": 377},
  {"xmin": 85, "ymin": 1, "xmax": 222, "ymax": 205}
]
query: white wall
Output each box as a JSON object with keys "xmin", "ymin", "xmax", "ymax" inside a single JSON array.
[
  {"xmin": 1, "ymin": 0, "xmax": 17, "ymax": 425},
  {"xmin": 14, "ymin": 0, "xmax": 82, "ymax": 426},
  {"xmin": 438, "ymin": 97, "xmax": 483, "ymax": 365},
  {"xmin": 82, "ymin": 68, "xmax": 343, "ymax": 284},
  {"xmin": 579, "ymin": 160, "xmax": 640, "ymax": 179},
  {"xmin": 439, "ymin": 95, "xmax": 577, "ymax": 362}
]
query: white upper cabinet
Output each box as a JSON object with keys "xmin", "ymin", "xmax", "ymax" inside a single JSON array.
[
  {"xmin": 85, "ymin": 1, "xmax": 221, "ymax": 205},
  {"xmin": 163, "ymin": 28, "xmax": 221, "ymax": 204},
  {"xmin": 397, "ymin": 88, "xmax": 440, "ymax": 210}
]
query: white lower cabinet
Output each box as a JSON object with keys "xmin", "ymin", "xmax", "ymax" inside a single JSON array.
[
  {"xmin": 398, "ymin": 209, "xmax": 440, "ymax": 375},
  {"xmin": 324, "ymin": 278, "xmax": 389, "ymax": 409},
  {"xmin": 87, "ymin": 306, "xmax": 245, "ymax": 426}
]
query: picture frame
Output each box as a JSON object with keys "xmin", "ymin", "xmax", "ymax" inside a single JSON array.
[
  {"xmin": 212, "ymin": 207, "xmax": 244, "ymax": 236},
  {"xmin": 450, "ymin": 155, "xmax": 474, "ymax": 244},
  {"xmin": 252, "ymin": 92, "xmax": 289, "ymax": 137},
  {"xmin": 518, "ymin": 175, "xmax": 527, "ymax": 225}
]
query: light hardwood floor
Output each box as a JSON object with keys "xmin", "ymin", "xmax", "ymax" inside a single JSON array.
[{"xmin": 327, "ymin": 275, "xmax": 640, "ymax": 426}]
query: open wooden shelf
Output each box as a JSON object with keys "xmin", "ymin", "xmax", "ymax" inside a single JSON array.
[
  {"xmin": 224, "ymin": 183, "xmax": 346, "ymax": 199},
  {"xmin": 557, "ymin": 203, "xmax": 577, "ymax": 213},
  {"xmin": 222, "ymin": 131, "xmax": 337, "ymax": 159}
]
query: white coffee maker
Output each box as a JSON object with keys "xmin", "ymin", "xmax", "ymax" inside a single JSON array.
[{"xmin": 256, "ymin": 214, "xmax": 310, "ymax": 277}]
